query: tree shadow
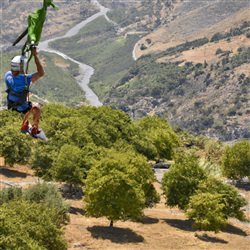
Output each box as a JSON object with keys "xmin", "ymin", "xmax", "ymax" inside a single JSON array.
[
  {"xmin": 87, "ymin": 226, "xmax": 144, "ymax": 243},
  {"xmin": 59, "ymin": 184, "xmax": 83, "ymax": 200},
  {"xmin": 163, "ymin": 218, "xmax": 196, "ymax": 232},
  {"xmin": 139, "ymin": 215, "xmax": 159, "ymax": 224},
  {"xmin": 69, "ymin": 206, "xmax": 85, "ymax": 216},
  {"xmin": 222, "ymin": 223, "xmax": 248, "ymax": 236},
  {"xmin": 235, "ymin": 183, "xmax": 250, "ymax": 191},
  {"xmin": 195, "ymin": 233, "xmax": 228, "ymax": 244},
  {"xmin": 0, "ymin": 167, "xmax": 28, "ymax": 178},
  {"xmin": 164, "ymin": 219, "xmax": 248, "ymax": 237}
]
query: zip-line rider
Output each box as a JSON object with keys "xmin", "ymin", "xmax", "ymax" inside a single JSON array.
[
  {"xmin": 4, "ymin": 0, "xmax": 58, "ymax": 139},
  {"xmin": 4, "ymin": 47, "xmax": 45, "ymax": 135}
]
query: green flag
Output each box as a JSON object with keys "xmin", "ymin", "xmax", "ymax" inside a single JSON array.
[{"xmin": 28, "ymin": 0, "xmax": 58, "ymax": 45}]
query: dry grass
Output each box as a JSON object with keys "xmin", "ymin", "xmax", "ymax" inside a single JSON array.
[
  {"xmin": 135, "ymin": 4, "xmax": 250, "ymax": 60},
  {"xmin": 156, "ymin": 35, "xmax": 250, "ymax": 66}
]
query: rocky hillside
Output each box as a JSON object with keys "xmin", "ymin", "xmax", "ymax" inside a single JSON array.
[
  {"xmin": 1, "ymin": 0, "xmax": 250, "ymax": 141},
  {"xmin": 133, "ymin": 0, "xmax": 250, "ymax": 58},
  {"xmin": 99, "ymin": 0, "xmax": 250, "ymax": 141}
]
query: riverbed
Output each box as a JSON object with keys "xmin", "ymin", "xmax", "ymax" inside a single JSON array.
[{"xmin": 38, "ymin": 0, "xmax": 109, "ymax": 107}]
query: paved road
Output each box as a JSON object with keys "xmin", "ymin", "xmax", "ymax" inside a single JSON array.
[{"xmin": 154, "ymin": 168, "xmax": 169, "ymax": 182}]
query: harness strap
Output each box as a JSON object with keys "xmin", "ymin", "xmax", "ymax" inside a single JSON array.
[
  {"xmin": 24, "ymin": 74, "xmax": 30, "ymax": 103},
  {"xmin": 22, "ymin": 44, "xmax": 32, "ymax": 103},
  {"xmin": 6, "ymin": 80, "xmax": 29, "ymax": 108}
]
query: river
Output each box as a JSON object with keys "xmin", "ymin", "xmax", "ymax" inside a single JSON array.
[{"xmin": 38, "ymin": 0, "xmax": 109, "ymax": 107}]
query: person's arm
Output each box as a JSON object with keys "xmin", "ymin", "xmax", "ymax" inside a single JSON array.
[{"xmin": 30, "ymin": 48, "xmax": 45, "ymax": 83}]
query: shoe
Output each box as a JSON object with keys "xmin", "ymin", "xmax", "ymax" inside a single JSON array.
[
  {"xmin": 31, "ymin": 126, "xmax": 41, "ymax": 135},
  {"xmin": 21, "ymin": 121, "xmax": 30, "ymax": 133}
]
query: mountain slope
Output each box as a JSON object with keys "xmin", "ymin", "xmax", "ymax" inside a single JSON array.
[
  {"xmin": 105, "ymin": 33, "xmax": 250, "ymax": 141},
  {"xmin": 134, "ymin": 0, "xmax": 250, "ymax": 58},
  {"xmin": 46, "ymin": 0, "xmax": 250, "ymax": 141},
  {"xmin": 1, "ymin": 0, "xmax": 250, "ymax": 141},
  {"xmin": 96, "ymin": 0, "xmax": 250, "ymax": 141}
]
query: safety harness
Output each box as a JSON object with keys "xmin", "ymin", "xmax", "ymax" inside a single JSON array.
[
  {"xmin": 8, "ymin": 33, "xmax": 34, "ymax": 111},
  {"xmin": 6, "ymin": 79, "xmax": 30, "ymax": 111},
  {"xmin": 8, "ymin": 0, "xmax": 58, "ymax": 111}
]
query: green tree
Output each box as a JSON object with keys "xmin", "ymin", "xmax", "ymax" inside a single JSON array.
[
  {"xmin": 161, "ymin": 153, "xmax": 207, "ymax": 210},
  {"xmin": 84, "ymin": 148, "xmax": 159, "ymax": 226},
  {"xmin": 85, "ymin": 106, "xmax": 132, "ymax": 148},
  {"xmin": 222, "ymin": 140, "xmax": 250, "ymax": 179},
  {"xmin": 52, "ymin": 144, "xmax": 87, "ymax": 186},
  {"xmin": 186, "ymin": 177, "xmax": 247, "ymax": 232},
  {"xmin": 29, "ymin": 105, "xmax": 134, "ymax": 182},
  {"xmin": 0, "ymin": 111, "xmax": 32, "ymax": 167},
  {"xmin": 186, "ymin": 192, "xmax": 227, "ymax": 233},
  {"xmin": 0, "ymin": 200, "xmax": 67, "ymax": 250},
  {"xmin": 132, "ymin": 116, "xmax": 180, "ymax": 160}
]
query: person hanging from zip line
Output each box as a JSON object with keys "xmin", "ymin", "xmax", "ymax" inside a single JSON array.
[{"xmin": 4, "ymin": 47, "xmax": 45, "ymax": 136}]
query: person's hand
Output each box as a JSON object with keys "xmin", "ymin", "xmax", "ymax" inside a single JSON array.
[{"xmin": 32, "ymin": 47, "xmax": 38, "ymax": 56}]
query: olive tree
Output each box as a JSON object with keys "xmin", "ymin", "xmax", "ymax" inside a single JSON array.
[
  {"xmin": 132, "ymin": 116, "xmax": 180, "ymax": 160},
  {"xmin": 186, "ymin": 177, "xmax": 248, "ymax": 232},
  {"xmin": 161, "ymin": 153, "xmax": 207, "ymax": 210},
  {"xmin": 222, "ymin": 140, "xmax": 250, "ymax": 179},
  {"xmin": 84, "ymin": 148, "xmax": 159, "ymax": 226}
]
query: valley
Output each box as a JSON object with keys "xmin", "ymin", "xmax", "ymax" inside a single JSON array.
[{"xmin": 1, "ymin": 0, "xmax": 250, "ymax": 141}]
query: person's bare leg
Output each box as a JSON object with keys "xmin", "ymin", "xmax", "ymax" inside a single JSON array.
[
  {"xmin": 30, "ymin": 106, "xmax": 41, "ymax": 134},
  {"xmin": 21, "ymin": 110, "xmax": 31, "ymax": 131}
]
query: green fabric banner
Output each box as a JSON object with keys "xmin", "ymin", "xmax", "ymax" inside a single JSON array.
[{"xmin": 27, "ymin": 0, "xmax": 58, "ymax": 45}]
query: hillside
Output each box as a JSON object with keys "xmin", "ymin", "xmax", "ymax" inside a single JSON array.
[
  {"xmin": 1, "ymin": 0, "xmax": 250, "ymax": 141},
  {"xmin": 105, "ymin": 34, "xmax": 250, "ymax": 141},
  {"xmin": 134, "ymin": 0, "xmax": 250, "ymax": 58},
  {"xmin": 98, "ymin": 0, "xmax": 250, "ymax": 141},
  {"xmin": 48, "ymin": 0, "xmax": 250, "ymax": 141}
]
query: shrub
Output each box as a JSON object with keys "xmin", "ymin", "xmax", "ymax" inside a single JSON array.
[
  {"xmin": 140, "ymin": 44, "xmax": 147, "ymax": 50},
  {"xmin": 215, "ymin": 48, "xmax": 223, "ymax": 55},
  {"xmin": 0, "ymin": 200, "xmax": 67, "ymax": 249},
  {"xmin": 23, "ymin": 183, "xmax": 70, "ymax": 224},
  {"xmin": 0, "ymin": 186, "xmax": 22, "ymax": 205},
  {"xmin": 210, "ymin": 32, "xmax": 224, "ymax": 42}
]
